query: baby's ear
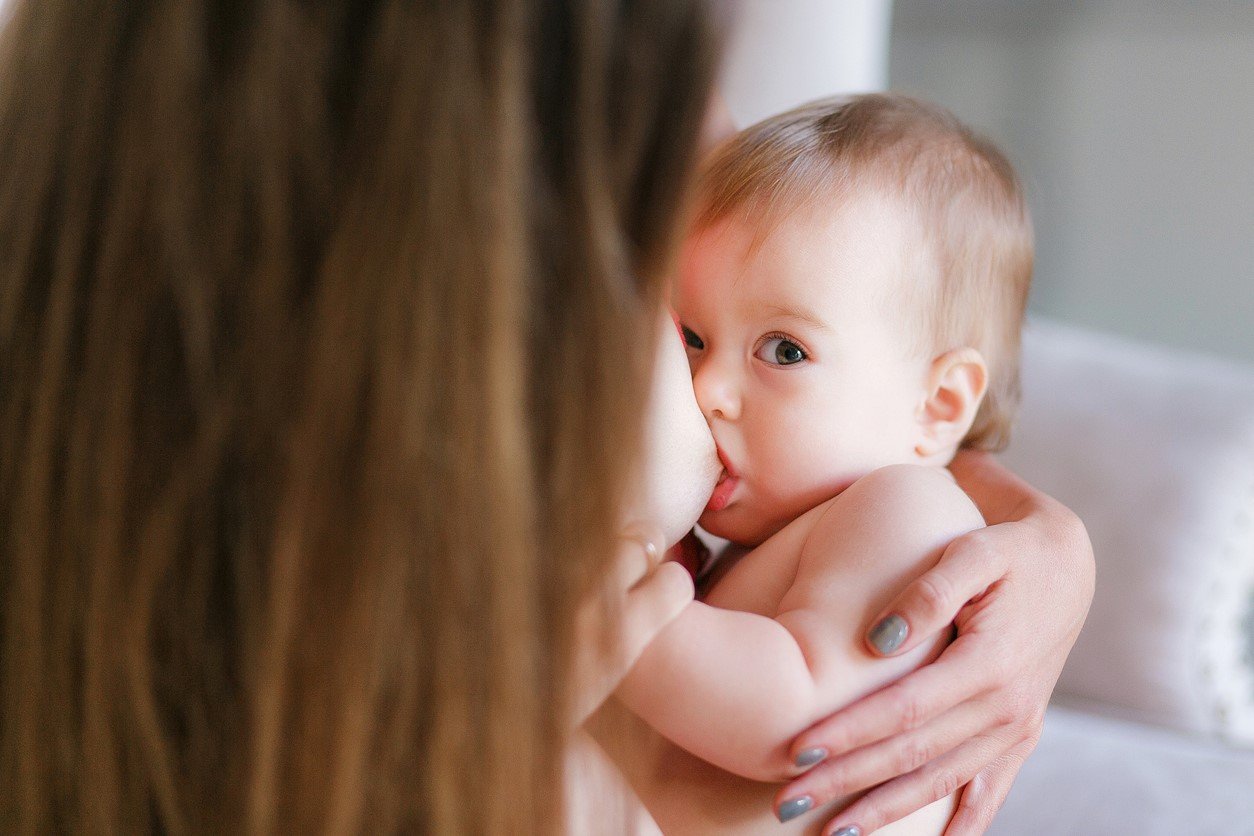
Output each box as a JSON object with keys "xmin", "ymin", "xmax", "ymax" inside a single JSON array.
[{"xmin": 914, "ymin": 348, "xmax": 988, "ymax": 458}]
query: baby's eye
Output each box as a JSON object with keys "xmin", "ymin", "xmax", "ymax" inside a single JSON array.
[
  {"xmin": 680, "ymin": 325, "xmax": 705, "ymax": 351},
  {"xmin": 756, "ymin": 336, "xmax": 807, "ymax": 366}
]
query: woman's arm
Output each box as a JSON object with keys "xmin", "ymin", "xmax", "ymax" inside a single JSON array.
[
  {"xmin": 565, "ymin": 728, "xmax": 664, "ymax": 836},
  {"xmin": 774, "ymin": 451, "xmax": 1095, "ymax": 835}
]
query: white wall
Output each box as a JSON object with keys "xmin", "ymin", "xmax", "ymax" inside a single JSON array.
[
  {"xmin": 721, "ymin": 0, "xmax": 892, "ymax": 126},
  {"xmin": 891, "ymin": 0, "xmax": 1254, "ymax": 364}
]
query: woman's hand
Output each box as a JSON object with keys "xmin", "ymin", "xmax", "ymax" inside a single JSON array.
[
  {"xmin": 775, "ymin": 451, "xmax": 1095, "ymax": 835},
  {"xmin": 571, "ymin": 526, "xmax": 695, "ymax": 728}
]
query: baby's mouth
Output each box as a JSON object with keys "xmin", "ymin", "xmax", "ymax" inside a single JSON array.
[
  {"xmin": 706, "ymin": 445, "xmax": 739, "ymax": 512},
  {"xmin": 706, "ymin": 469, "xmax": 738, "ymax": 512}
]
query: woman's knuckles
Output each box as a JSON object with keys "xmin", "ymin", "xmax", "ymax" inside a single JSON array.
[
  {"xmin": 810, "ymin": 756, "xmax": 864, "ymax": 800},
  {"xmin": 910, "ymin": 572, "xmax": 956, "ymax": 625},
  {"xmin": 929, "ymin": 766, "xmax": 964, "ymax": 804},
  {"xmin": 888, "ymin": 685, "xmax": 931, "ymax": 732},
  {"xmin": 897, "ymin": 735, "xmax": 937, "ymax": 775}
]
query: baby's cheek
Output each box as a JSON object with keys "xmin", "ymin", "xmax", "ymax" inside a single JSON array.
[
  {"xmin": 762, "ymin": 411, "xmax": 828, "ymax": 478},
  {"xmin": 759, "ymin": 416, "xmax": 850, "ymax": 505}
]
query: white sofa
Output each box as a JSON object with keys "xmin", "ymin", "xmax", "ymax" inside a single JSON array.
[{"xmin": 989, "ymin": 319, "xmax": 1254, "ymax": 834}]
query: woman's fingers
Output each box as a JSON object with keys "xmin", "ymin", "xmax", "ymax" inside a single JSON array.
[
  {"xmin": 786, "ymin": 685, "xmax": 1043, "ymax": 834},
  {"xmin": 944, "ymin": 738, "xmax": 1036, "ymax": 836},
  {"xmin": 611, "ymin": 525, "xmax": 667, "ymax": 590},
  {"xmin": 789, "ymin": 634, "xmax": 992, "ymax": 765},
  {"xmin": 813, "ymin": 730, "xmax": 1016, "ymax": 836},
  {"xmin": 618, "ymin": 560, "xmax": 694, "ymax": 667},
  {"xmin": 571, "ymin": 529, "xmax": 691, "ymax": 725},
  {"xmin": 776, "ymin": 699, "xmax": 991, "ymax": 819},
  {"xmin": 864, "ymin": 527, "xmax": 1008, "ymax": 658},
  {"xmin": 615, "ymin": 523, "xmax": 693, "ymax": 664}
]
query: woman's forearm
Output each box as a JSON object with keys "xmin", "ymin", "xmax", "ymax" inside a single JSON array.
[{"xmin": 949, "ymin": 449, "xmax": 1074, "ymax": 529}]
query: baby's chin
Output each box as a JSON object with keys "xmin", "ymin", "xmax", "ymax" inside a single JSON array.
[{"xmin": 698, "ymin": 506, "xmax": 784, "ymax": 549}]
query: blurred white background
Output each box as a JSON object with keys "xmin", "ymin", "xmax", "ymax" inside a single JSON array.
[
  {"xmin": 723, "ymin": 0, "xmax": 1254, "ymax": 365},
  {"xmin": 892, "ymin": 0, "xmax": 1254, "ymax": 364}
]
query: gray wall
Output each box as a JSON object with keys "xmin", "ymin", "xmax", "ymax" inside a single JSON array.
[{"xmin": 891, "ymin": 0, "xmax": 1254, "ymax": 363}]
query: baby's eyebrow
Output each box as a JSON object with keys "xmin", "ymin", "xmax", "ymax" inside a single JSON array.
[{"xmin": 761, "ymin": 302, "xmax": 829, "ymax": 331}]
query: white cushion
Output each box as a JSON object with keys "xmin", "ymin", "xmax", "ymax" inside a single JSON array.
[
  {"xmin": 991, "ymin": 706, "xmax": 1254, "ymax": 833},
  {"xmin": 999, "ymin": 319, "xmax": 1254, "ymax": 745}
]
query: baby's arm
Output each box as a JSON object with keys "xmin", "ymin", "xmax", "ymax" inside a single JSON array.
[{"xmin": 615, "ymin": 464, "xmax": 984, "ymax": 782}]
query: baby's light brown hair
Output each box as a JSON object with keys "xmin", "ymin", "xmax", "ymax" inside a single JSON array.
[{"xmin": 694, "ymin": 93, "xmax": 1034, "ymax": 451}]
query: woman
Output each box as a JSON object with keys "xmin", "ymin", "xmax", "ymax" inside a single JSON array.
[{"xmin": 0, "ymin": 1, "xmax": 1091, "ymax": 833}]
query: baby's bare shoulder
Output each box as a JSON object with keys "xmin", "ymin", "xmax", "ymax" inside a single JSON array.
[
  {"xmin": 773, "ymin": 464, "xmax": 984, "ymax": 708},
  {"xmin": 798, "ymin": 464, "xmax": 983, "ymax": 576},
  {"xmin": 832, "ymin": 463, "xmax": 980, "ymax": 528}
]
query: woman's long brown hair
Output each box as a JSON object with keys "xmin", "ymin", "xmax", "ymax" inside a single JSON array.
[{"xmin": 0, "ymin": 1, "xmax": 720, "ymax": 831}]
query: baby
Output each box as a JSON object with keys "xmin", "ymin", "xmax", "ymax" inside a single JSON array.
[{"xmin": 604, "ymin": 94, "xmax": 1034, "ymax": 834}]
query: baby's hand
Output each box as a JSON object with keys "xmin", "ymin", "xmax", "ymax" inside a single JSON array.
[{"xmin": 571, "ymin": 526, "xmax": 695, "ymax": 727}]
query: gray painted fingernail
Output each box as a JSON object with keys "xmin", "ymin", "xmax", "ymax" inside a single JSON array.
[
  {"xmin": 832, "ymin": 827, "xmax": 862, "ymax": 836},
  {"xmin": 777, "ymin": 796, "xmax": 814, "ymax": 823},
  {"xmin": 794, "ymin": 747, "xmax": 828, "ymax": 768},
  {"xmin": 868, "ymin": 614, "xmax": 908, "ymax": 655}
]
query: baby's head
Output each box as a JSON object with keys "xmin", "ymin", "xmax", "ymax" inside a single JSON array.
[{"xmin": 676, "ymin": 93, "xmax": 1033, "ymax": 546}]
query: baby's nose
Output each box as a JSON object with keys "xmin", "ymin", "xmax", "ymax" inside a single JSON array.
[{"xmin": 692, "ymin": 359, "xmax": 741, "ymax": 422}]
